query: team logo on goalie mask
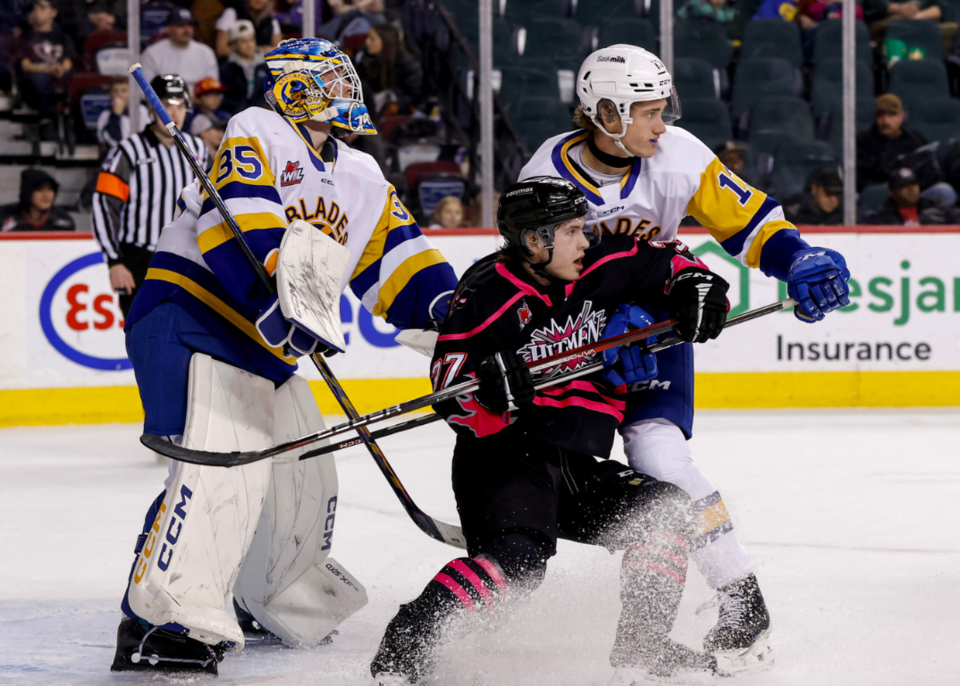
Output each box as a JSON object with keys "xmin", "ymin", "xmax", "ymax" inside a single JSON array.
[
  {"xmin": 281, "ymin": 160, "xmax": 305, "ymax": 186},
  {"xmin": 518, "ymin": 301, "xmax": 607, "ymax": 377}
]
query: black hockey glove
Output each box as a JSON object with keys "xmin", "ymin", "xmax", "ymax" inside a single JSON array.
[
  {"xmin": 476, "ymin": 351, "xmax": 536, "ymax": 414},
  {"xmin": 667, "ymin": 261, "xmax": 730, "ymax": 344}
]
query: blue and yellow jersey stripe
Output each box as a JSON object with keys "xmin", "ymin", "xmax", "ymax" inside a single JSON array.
[
  {"xmin": 687, "ymin": 157, "xmax": 808, "ymax": 280},
  {"xmin": 348, "ymin": 187, "xmax": 457, "ymax": 329},
  {"xmin": 196, "ymin": 135, "xmax": 288, "ymax": 307}
]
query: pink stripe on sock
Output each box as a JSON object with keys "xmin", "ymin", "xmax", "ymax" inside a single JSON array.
[
  {"xmin": 626, "ymin": 543, "xmax": 688, "ymax": 570},
  {"xmin": 433, "ymin": 572, "xmax": 477, "ymax": 611},
  {"xmin": 473, "ymin": 557, "xmax": 508, "ymax": 593},
  {"xmin": 650, "ymin": 529, "xmax": 690, "ymax": 552},
  {"xmin": 634, "ymin": 561, "xmax": 685, "ymax": 586},
  {"xmin": 448, "ymin": 560, "xmax": 493, "ymax": 605}
]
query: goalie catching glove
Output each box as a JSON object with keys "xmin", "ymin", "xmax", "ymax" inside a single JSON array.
[
  {"xmin": 256, "ymin": 295, "xmax": 338, "ymax": 358},
  {"xmin": 667, "ymin": 254, "xmax": 730, "ymax": 344},
  {"xmin": 601, "ymin": 304, "xmax": 659, "ymax": 387},
  {"xmin": 476, "ymin": 351, "xmax": 536, "ymax": 414}
]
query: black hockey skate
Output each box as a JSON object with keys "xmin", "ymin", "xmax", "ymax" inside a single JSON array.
[
  {"xmin": 110, "ymin": 616, "xmax": 226, "ymax": 675},
  {"xmin": 233, "ymin": 598, "xmax": 280, "ymax": 644},
  {"xmin": 701, "ymin": 573, "xmax": 773, "ymax": 675}
]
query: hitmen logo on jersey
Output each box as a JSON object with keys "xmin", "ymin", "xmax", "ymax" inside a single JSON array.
[
  {"xmin": 280, "ymin": 160, "xmax": 305, "ymax": 186},
  {"xmin": 517, "ymin": 300, "xmax": 532, "ymax": 329},
  {"xmin": 518, "ymin": 300, "xmax": 607, "ymax": 377}
]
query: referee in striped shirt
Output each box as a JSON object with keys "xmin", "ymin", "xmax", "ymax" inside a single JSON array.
[{"xmin": 92, "ymin": 74, "xmax": 209, "ymax": 317}]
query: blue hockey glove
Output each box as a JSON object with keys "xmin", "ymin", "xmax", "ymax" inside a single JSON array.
[
  {"xmin": 601, "ymin": 304, "xmax": 659, "ymax": 387},
  {"xmin": 786, "ymin": 248, "xmax": 851, "ymax": 323},
  {"xmin": 255, "ymin": 296, "xmax": 335, "ymax": 358}
]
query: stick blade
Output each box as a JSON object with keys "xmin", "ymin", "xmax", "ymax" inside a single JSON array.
[{"xmin": 140, "ymin": 433, "xmax": 265, "ymax": 467}]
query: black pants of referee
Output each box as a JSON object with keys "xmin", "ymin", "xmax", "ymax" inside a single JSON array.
[
  {"xmin": 370, "ymin": 424, "xmax": 696, "ymax": 681},
  {"xmin": 115, "ymin": 244, "xmax": 154, "ymax": 319}
]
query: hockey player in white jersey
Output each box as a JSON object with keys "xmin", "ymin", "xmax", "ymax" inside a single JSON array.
[
  {"xmin": 110, "ymin": 38, "xmax": 457, "ymax": 674},
  {"xmin": 520, "ymin": 44, "xmax": 851, "ymax": 674}
]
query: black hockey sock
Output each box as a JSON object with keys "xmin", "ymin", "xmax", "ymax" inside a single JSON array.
[{"xmin": 371, "ymin": 556, "xmax": 509, "ymax": 680}]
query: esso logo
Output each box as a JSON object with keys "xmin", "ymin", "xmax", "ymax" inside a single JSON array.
[{"xmin": 39, "ymin": 252, "xmax": 132, "ymax": 370}]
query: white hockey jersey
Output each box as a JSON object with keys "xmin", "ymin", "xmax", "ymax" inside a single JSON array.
[
  {"xmin": 126, "ymin": 107, "xmax": 457, "ymax": 383},
  {"xmin": 519, "ymin": 126, "xmax": 808, "ymax": 280}
]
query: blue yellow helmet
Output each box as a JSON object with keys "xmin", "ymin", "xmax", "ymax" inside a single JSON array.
[{"xmin": 263, "ymin": 38, "xmax": 377, "ymax": 135}]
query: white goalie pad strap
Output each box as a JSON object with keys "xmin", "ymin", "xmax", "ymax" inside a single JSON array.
[
  {"xmin": 394, "ymin": 328, "xmax": 439, "ymax": 357},
  {"xmin": 234, "ymin": 373, "xmax": 367, "ymax": 646},
  {"xmin": 125, "ymin": 354, "xmax": 275, "ymax": 647},
  {"xmin": 276, "ymin": 219, "xmax": 349, "ymax": 353}
]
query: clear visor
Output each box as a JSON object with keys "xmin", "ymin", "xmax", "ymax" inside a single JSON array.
[{"xmin": 662, "ymin": 86, "xmax": 682, "ymax": 124}]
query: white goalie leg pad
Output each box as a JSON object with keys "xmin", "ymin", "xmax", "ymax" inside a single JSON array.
[
  {"xmin": 125, "ymin": 354, "xmax": 274, "ymax": 647},
  {"xmin": 233, "ymin": 373, "xmax": 368, "ymax": 647}
]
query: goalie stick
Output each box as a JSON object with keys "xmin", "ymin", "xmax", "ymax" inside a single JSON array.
[
  {"xmin": 130, "ymin": 64, "xmax": 467, "ymax": 548},
  {"xmin": 142, "ymin": 297, "xmax": 796, "ymax": 467}
]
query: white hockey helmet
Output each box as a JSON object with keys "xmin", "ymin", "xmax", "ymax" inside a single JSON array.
[{"xmin": 577, "ymin": 44, "xmax": 681, "ymax": 154}]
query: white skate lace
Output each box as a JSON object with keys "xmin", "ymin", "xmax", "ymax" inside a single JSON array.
[{"xmin": 695, "ymin": 588, "xmax": 745, "ymax": 628}]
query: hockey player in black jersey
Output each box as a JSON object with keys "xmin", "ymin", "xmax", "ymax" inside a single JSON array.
[{"xmin": 369, "ymin": 177, "xmax": 732, "ymax": 686}]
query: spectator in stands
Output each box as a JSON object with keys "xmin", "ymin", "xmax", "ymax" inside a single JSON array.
[
  {"xmin": 678, "ymin": 0, "xmax": 738, "ymax": 24},
  {"xmin": 357, "ymin": 23, "xmax": 423, "ymax": 116},
  {"xmin": 139, "ymin": 7, "xmax": 218, "ymax": 93},
  {"xmin": 214, "ymin": 0, "xmax": 281, "ymax": 58},
  {"xmin": 856, "ymin": 94, "xmax": 956, "ymax": 203},
  {"xmin": 428, "ymin": 196, "xmax": 465, "ymax": 228},
  {"xmin": 219, "ymin": 19, "xmax": 268, "ymax": 114},
  {"xmin": 753, "ymin": 0, "xmax": 798, "ymax": 20},
  {"xmin": 17, "ymin": 0, "xmax": 73, "ymax": 141},
  {"xmin": 863, "ymin": 166, "xmax": 960, "ymax": 225},
  {"xmin": 317, "ymin": 0, "xmax": 386, "ymax": 47},
  {"xmin": 58, "ymin": 0, "xmax": 126, "ymax": 47},
  {"xmin": 867, "ymin": 0, "xmax": 942, "ymax": 43},
  {"xmin": 0, "ymin": 168, "xmax": 75, "ymax": 232},
  {"xmin": 784, "ymin": 167, "xmax": 844, "ymax": 225},
  {"xmin": 96, "ymin": 76, "xmax": 148, "ymax": 148},
  {"xmin": 188, "ymin": 77, "xmax": 231, "ymax": 157}
]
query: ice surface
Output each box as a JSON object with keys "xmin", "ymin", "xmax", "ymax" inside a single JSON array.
[{"xmin": 1, "ymin": 409, "xmax": 958, "ymax": 685}]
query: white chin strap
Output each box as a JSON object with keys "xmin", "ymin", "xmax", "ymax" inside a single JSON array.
[{"xmin": 592, "ymin": 113, "xmax": 636, "ymax": 157}]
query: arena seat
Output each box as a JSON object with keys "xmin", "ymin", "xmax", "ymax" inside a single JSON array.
[
  {"xmin": 672, "ymin": 99, "xmax": 732, "ymax": 151},
  {"xmin": 732, "ymin": 58, "xmax": 803, "ymax": 132},
  {"xmin": 511, "ymin": 96, "xmax": 574, "ymax": 150},
  {"xmin": 889, "ymin": 59, "xmax": 950, "ymax": 113},
  {"xmin": 811, "ymin": 58, "xmax": 874, "ymax": 118},
  {"xmin": 741, "ymin": 19, "xmax": 803, "ymax": 69},
  {"xmin": 907, "ymin": 96, "xmax": 960, "ymax": 146},
  {"xmin": 770, "ymin": 139, "xmax": 837, "ymax": 200},
  {"xmin": 826, "ymin": 96, "xmax": 876, "ymax": 156},
  {"xmin": 674, "ymin": 21, "xmax": 733, "ymax": 72},
  {"xmin": 673, "ymin": 58, "xmax": 720, "ymax": 100},
  {"xmin": 811, "ymin": 19, "xmax": 872, "ymax": 65},
  {"xmin": 596, "ymin": 18, "xmax": 658, "ymax": 53},
  {"xmin": 749, "ymin": 96, "xmax": 814, "ymax": 142}
]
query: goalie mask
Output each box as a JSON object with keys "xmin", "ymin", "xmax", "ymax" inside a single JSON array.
[
  {"xmin": 577, "ymin": 44, "xmax": 682, "ymax": 156},
  {"xmin": 263, "ymin": 38, "xmax": 377, "ymax": 135}
]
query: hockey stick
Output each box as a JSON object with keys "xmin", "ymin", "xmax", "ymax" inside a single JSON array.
[
  {"xmin": 130, "ymin": 65, "xmax": 467, "ymax": 548},
  {"xmin": 303, "ymin": 413, "xmax": 444, "ymax": 458},
  {"xmin": 142, "ymin": 296, "xmax": 796, "ymax": 467},
  {"xmin": 295, "ymin": 296, "xmax": 797, "ymax": 458}
]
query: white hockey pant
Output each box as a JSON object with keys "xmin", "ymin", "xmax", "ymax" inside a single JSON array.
[
  {"xmin": 621, "ymin": 418, "xmax": 752, "ymax": 589},
  {"xmin": 124, "ymin": 354, "xmax": 366, "ymax": 648}
]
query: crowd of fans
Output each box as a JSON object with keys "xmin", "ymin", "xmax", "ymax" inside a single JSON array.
[{"xmin": 0, "ymin": 0, "xmax": 959, "ymax": 231}]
